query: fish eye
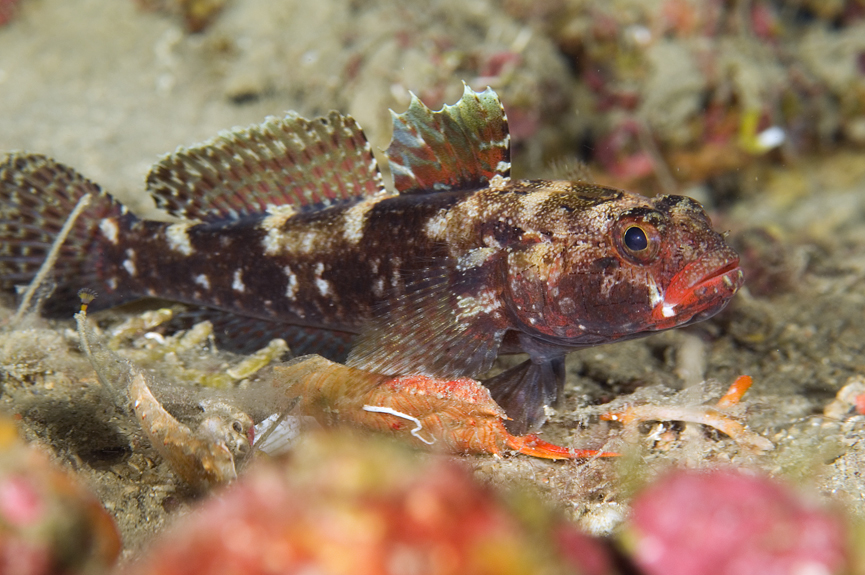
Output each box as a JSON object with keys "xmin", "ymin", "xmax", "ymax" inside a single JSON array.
[
  {"xmin": 614, "ymin": 215, "xmax": 662, "ymax": 264},
  {"xmin": 624, "ymin": 226, "xmax": 648, "ymax": 252}
]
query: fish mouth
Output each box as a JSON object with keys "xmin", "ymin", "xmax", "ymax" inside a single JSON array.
[{"xmin": 651, "ymin": 247, "xmax": 744, "ymax": 329}]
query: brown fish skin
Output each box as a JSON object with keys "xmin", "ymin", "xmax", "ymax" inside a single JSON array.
[
  {"xmin": 0, "ymin": 86, "xmax": 743, "ymax": 433},
  {"xmin": 92, "ymin": 191, "xmax": 460, "ymax": 333}
]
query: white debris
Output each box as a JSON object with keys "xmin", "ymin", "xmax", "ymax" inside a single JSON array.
[{"xmin": 253, "ymin": 413, "xmax": 310, "ymax": 455}]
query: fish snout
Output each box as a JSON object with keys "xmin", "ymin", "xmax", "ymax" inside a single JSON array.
[{"xmin": 651, "ymin": 247, "xmax": 743, "ymax": 327}]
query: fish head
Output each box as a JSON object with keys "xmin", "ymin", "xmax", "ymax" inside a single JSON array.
[
  {"xmin": 501, "ymin": 185, "xmax": 743, "ymax": 345},
  {"xmin": 638, "ymin": 195, "xmax": 744, "ymax": 330}
]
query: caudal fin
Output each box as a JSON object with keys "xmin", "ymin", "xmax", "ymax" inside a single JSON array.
[{"xmin": 0, "ymin": 153, "xmax": 126, "ymax": 316}]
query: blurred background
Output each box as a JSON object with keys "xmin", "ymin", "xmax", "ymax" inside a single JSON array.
[{"xmin": 3, "ymin": 0, "xmax": 864, "ymax": 214}]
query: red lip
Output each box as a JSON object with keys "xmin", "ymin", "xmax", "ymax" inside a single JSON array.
[{"xmin": 651, "ymin": 248, "xmax": 743, "ymax": 328}]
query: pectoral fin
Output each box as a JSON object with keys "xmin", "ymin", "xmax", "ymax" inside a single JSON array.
[
  {"xmin": 483, "ymin": 356, "xmax": 565, "ymax": 435},
  {"xmin": 347, "ymin": 264, "xmax": 506, "ymax": 379}
]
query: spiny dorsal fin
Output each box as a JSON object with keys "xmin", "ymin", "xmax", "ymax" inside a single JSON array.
[
  {"xmin": 147, "ymin": 111, "xmax": 387, "ymax": 222},
  {"xmin": 386, "ymin": 84, "xmax": 511, "ymax": 195}
]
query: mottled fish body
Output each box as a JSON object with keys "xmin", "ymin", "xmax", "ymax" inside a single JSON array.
[{"xmin": 0, "ymin": 86, "xmax": 743, "ymax": 432}]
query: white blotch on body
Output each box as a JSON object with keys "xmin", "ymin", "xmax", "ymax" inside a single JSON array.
[
  {"xmin": 316, "ymin": 278, "xmax": 331, "ymax": 296},
  {"xmin": 166, "ymin": 222, "xmax": 195, "ymax": 256},
  {"xmin": 423, "ymin": 210, "xmax": 449, "ymax": 241},
  {"xmin": 99, "ymin": 218, "xmax": 119, "ymax": 245},
  {"xmin": 300, "ymin": 231, "xmax": 319, "ymax": 253},
  {"xmin": 122, "ymin": 249, "xmax": 136, "ymax": 276},
  {"xmin": 232, "ymin": 269, "xmax": 246, "ymax": 293},
  {"xmin": 343, "ymin": 195, "xmax": 387, "ymax": 244},
  {"xmin": 455, "ymin": 290, "xmax": 502, "ymax": 321},
  {"xmin": 260, "ymin": 205, "xmax": 297, "ymax": 255},
  {"xmin": 194, "ymin": 274, "xmax": 210, "ymax": 290},
  {"xmin": 314, "ymin": 262, "xmax": 330, "ymax": 296},
  {"xmin": 457, "ymin": 247, "xmax": 497, "ymax": 271},
  {"xmin": 284, "ymin": 266, "xmax": 298, "ymax": 300},
  {"xmin": 372, "ymin": 277, "xmax": 385, "ymax": 298},
  {"xmin": 518, "ymin": 191, "xmax": 554, "ymax": 221}
]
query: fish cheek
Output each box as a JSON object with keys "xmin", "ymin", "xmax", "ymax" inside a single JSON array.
[
  {"xmin": 560, "ymin": 259, "xmax": 653, "ymax": 335},
  {"xmin": 503, "ymin": 249, "xmax": 552, "ymax": 330},
  {"xmin": 551, "ymin": 270, "xmax": 601, "ymax": 334}
]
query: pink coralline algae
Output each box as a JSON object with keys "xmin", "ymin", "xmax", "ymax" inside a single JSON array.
[
  {"xmin": 626, "ymin": 468, "xmax": 850, "ymax": 575},
  {"xmin": 124, "ymin": 432, "xmax": 616, "ymax": 575},
  {"xmin": 0, "ymin": 0, "xmax": 22, "ymax": 26}
]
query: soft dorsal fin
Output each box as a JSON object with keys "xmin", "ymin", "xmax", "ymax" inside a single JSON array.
[
  {"xmin": 386, "ymin": 84, "xmax": 511, "ymax": 195},
  {"xmin": 146, "ymin": 111, "xmax": 387, "ymax": 222}
]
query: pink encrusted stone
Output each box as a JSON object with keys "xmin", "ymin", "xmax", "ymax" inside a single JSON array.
[
  {"xmin": 0, "ymin": 0, "xmax": 21, "ymax": 26},
  {"xmin": 628, "ymin": 468, "xmax": 849, "ymax": 575}
]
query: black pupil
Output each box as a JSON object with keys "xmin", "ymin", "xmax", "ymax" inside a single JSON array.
[{"xmin": 624, "ymin": 226, "xmax": 648, "ymax": 251}]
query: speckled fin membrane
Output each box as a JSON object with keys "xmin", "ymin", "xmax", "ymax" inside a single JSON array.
[
  {"xmin": 347, "ymin": 263, "xmax": 504, "ymax": 379},
  {"xmin": 0, "ymin": 153, "xmax": 125, "ymax": 313},
  {"xmin": 386, "ymin": 84, "xmax": 511, "ymax": 195},
  {"xmin": 146, "ymin": 112, "xmax": 387, "ymax": 222}
]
